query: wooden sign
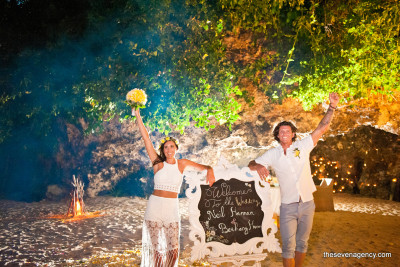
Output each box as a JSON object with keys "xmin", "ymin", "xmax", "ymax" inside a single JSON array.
[
  {"xmin": 198, "ymin": 178, "xmax": 263, "ymax": 245},
  {"xmin": 184, "ymin": 159, "xmax": 281, "ymax": 261}
]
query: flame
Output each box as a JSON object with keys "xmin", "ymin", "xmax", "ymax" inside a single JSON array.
[
  {"xmin": 44, "ymin": 175, "xmax": 106, "ymax": 223},
  {"xmin": 76, "ymin": 200, "xmax": 83, "ymax": 216}
]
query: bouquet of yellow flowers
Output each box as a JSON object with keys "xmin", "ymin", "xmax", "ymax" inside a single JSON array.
[{"xmin": 125, "ymin": 88, "xmax": 147, "ymax": 109}]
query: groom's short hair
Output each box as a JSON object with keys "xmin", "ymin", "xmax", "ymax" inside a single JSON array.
[{"xmin": 273, "ymin": 121, "xmax": 297, "ymax": 142}]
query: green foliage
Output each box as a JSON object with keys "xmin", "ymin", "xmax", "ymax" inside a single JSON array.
[
  {"xmin": 288, "ymin": 0, "xmax": 400, "ymax": 109},
  {"xmin": 1, "ymin": 0, "xmax": 399, "ymax": 144},
  {"xmin": 79, "ymin": 0, "xmax": 243, "ymax": 134},
  {"xmin": 213, "ymin": 0, "xmax": 400, "ymax": 109},
  {"xmin": 218, "ymin": 0, "xmax": 306, "ymax": 34}
]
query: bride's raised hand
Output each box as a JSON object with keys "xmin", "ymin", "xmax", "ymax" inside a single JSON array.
[{"xmin": 132, "ymin": 108, "xmax": 141, "ymax": 117}]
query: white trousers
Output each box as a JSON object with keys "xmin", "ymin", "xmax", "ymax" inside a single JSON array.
[{"xmin": 141, "ymin": 195, "xmax": 180, "ymax": 267}]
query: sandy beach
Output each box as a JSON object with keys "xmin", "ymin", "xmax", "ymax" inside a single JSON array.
[{"xmin": 0, "ymin": 193, "xmax": 399, "ymax": 266}]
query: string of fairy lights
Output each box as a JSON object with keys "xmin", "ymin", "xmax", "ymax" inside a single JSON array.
[{"xmin": 309, "ymin": 153, "xmax": 397, "ymax": 194}]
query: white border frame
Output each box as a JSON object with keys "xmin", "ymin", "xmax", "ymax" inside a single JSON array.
[{"xmin": 184, "ymin": 159, "xmax": 282, "ymax": 261}]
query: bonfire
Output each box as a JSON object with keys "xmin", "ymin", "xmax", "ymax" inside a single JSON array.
[
  {"xmin": 47, "ymin": 175, "xmax": 105, "ymax": 222},
  {"xmin": 67, "ymin": 175, "xmax": 85, "ymax": 217}
]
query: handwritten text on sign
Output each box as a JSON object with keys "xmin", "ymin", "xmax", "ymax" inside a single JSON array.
[{"xmin": 198, "ymin": 178, "xmax": 263, "ymax": 245}]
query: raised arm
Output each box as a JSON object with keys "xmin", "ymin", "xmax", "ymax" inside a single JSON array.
[
  {"xmin": 178, "ymin": 159, "xmax": 215, "ymax": 186},
  {"xmin": 311, "ymin": 92, "xmax": 340, "ymax": 146},
  {"xmin": 133, "ymin": 108, "xmax": 159, "ymax": 164}
]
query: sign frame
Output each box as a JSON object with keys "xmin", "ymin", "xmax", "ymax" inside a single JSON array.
[{"xmin": 184, "ymin": 159, "xmax": 282, "ymax": 261}]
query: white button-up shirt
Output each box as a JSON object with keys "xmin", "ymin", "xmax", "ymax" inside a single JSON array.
[{"xmin": 255, "ymin": 135, "xmax": 316, "ymax": 204}]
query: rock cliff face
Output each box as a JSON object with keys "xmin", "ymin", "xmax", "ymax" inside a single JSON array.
[
  {"xmin": 311, "ymin": 126, "xmax": 399, "ymax": 200},
  {"xmin": 55, "ymin": 93, "xmax": 400, "ymax": 201}
]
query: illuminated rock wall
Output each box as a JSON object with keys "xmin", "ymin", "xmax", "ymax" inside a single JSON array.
[
  {"xmin": 311, "ymin": 126, "xmax": 399, "ymax": 201},
  {"xmin": 60, "ymin": 102, "xmax": 399, "ymax": 201}
]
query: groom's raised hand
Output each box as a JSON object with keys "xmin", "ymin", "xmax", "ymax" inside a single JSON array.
[{"xmin": 329, "ymin": 92, "xmax": 339, "ymax": 108}]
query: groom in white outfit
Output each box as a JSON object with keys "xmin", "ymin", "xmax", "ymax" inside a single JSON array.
[{"xmin": 248, "ymin": 93, "xmax": 340, "ymax": 267}]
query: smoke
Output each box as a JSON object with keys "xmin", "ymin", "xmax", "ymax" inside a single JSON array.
[
  {"xmin": 0, "ymin": 0, "xmax": 195, "ymax": 201},
  {"xmin": 0, "ymin": 6, "xmax": 127, "ymax": 201}
]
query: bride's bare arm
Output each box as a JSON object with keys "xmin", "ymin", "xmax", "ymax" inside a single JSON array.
[
  {"xmin": 133, "ymin": 108, "xmax": 159, "ymax": 164},
  {"xmin": 178, "ymin": 159, "xmax": 215, "ymax": 186}
]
